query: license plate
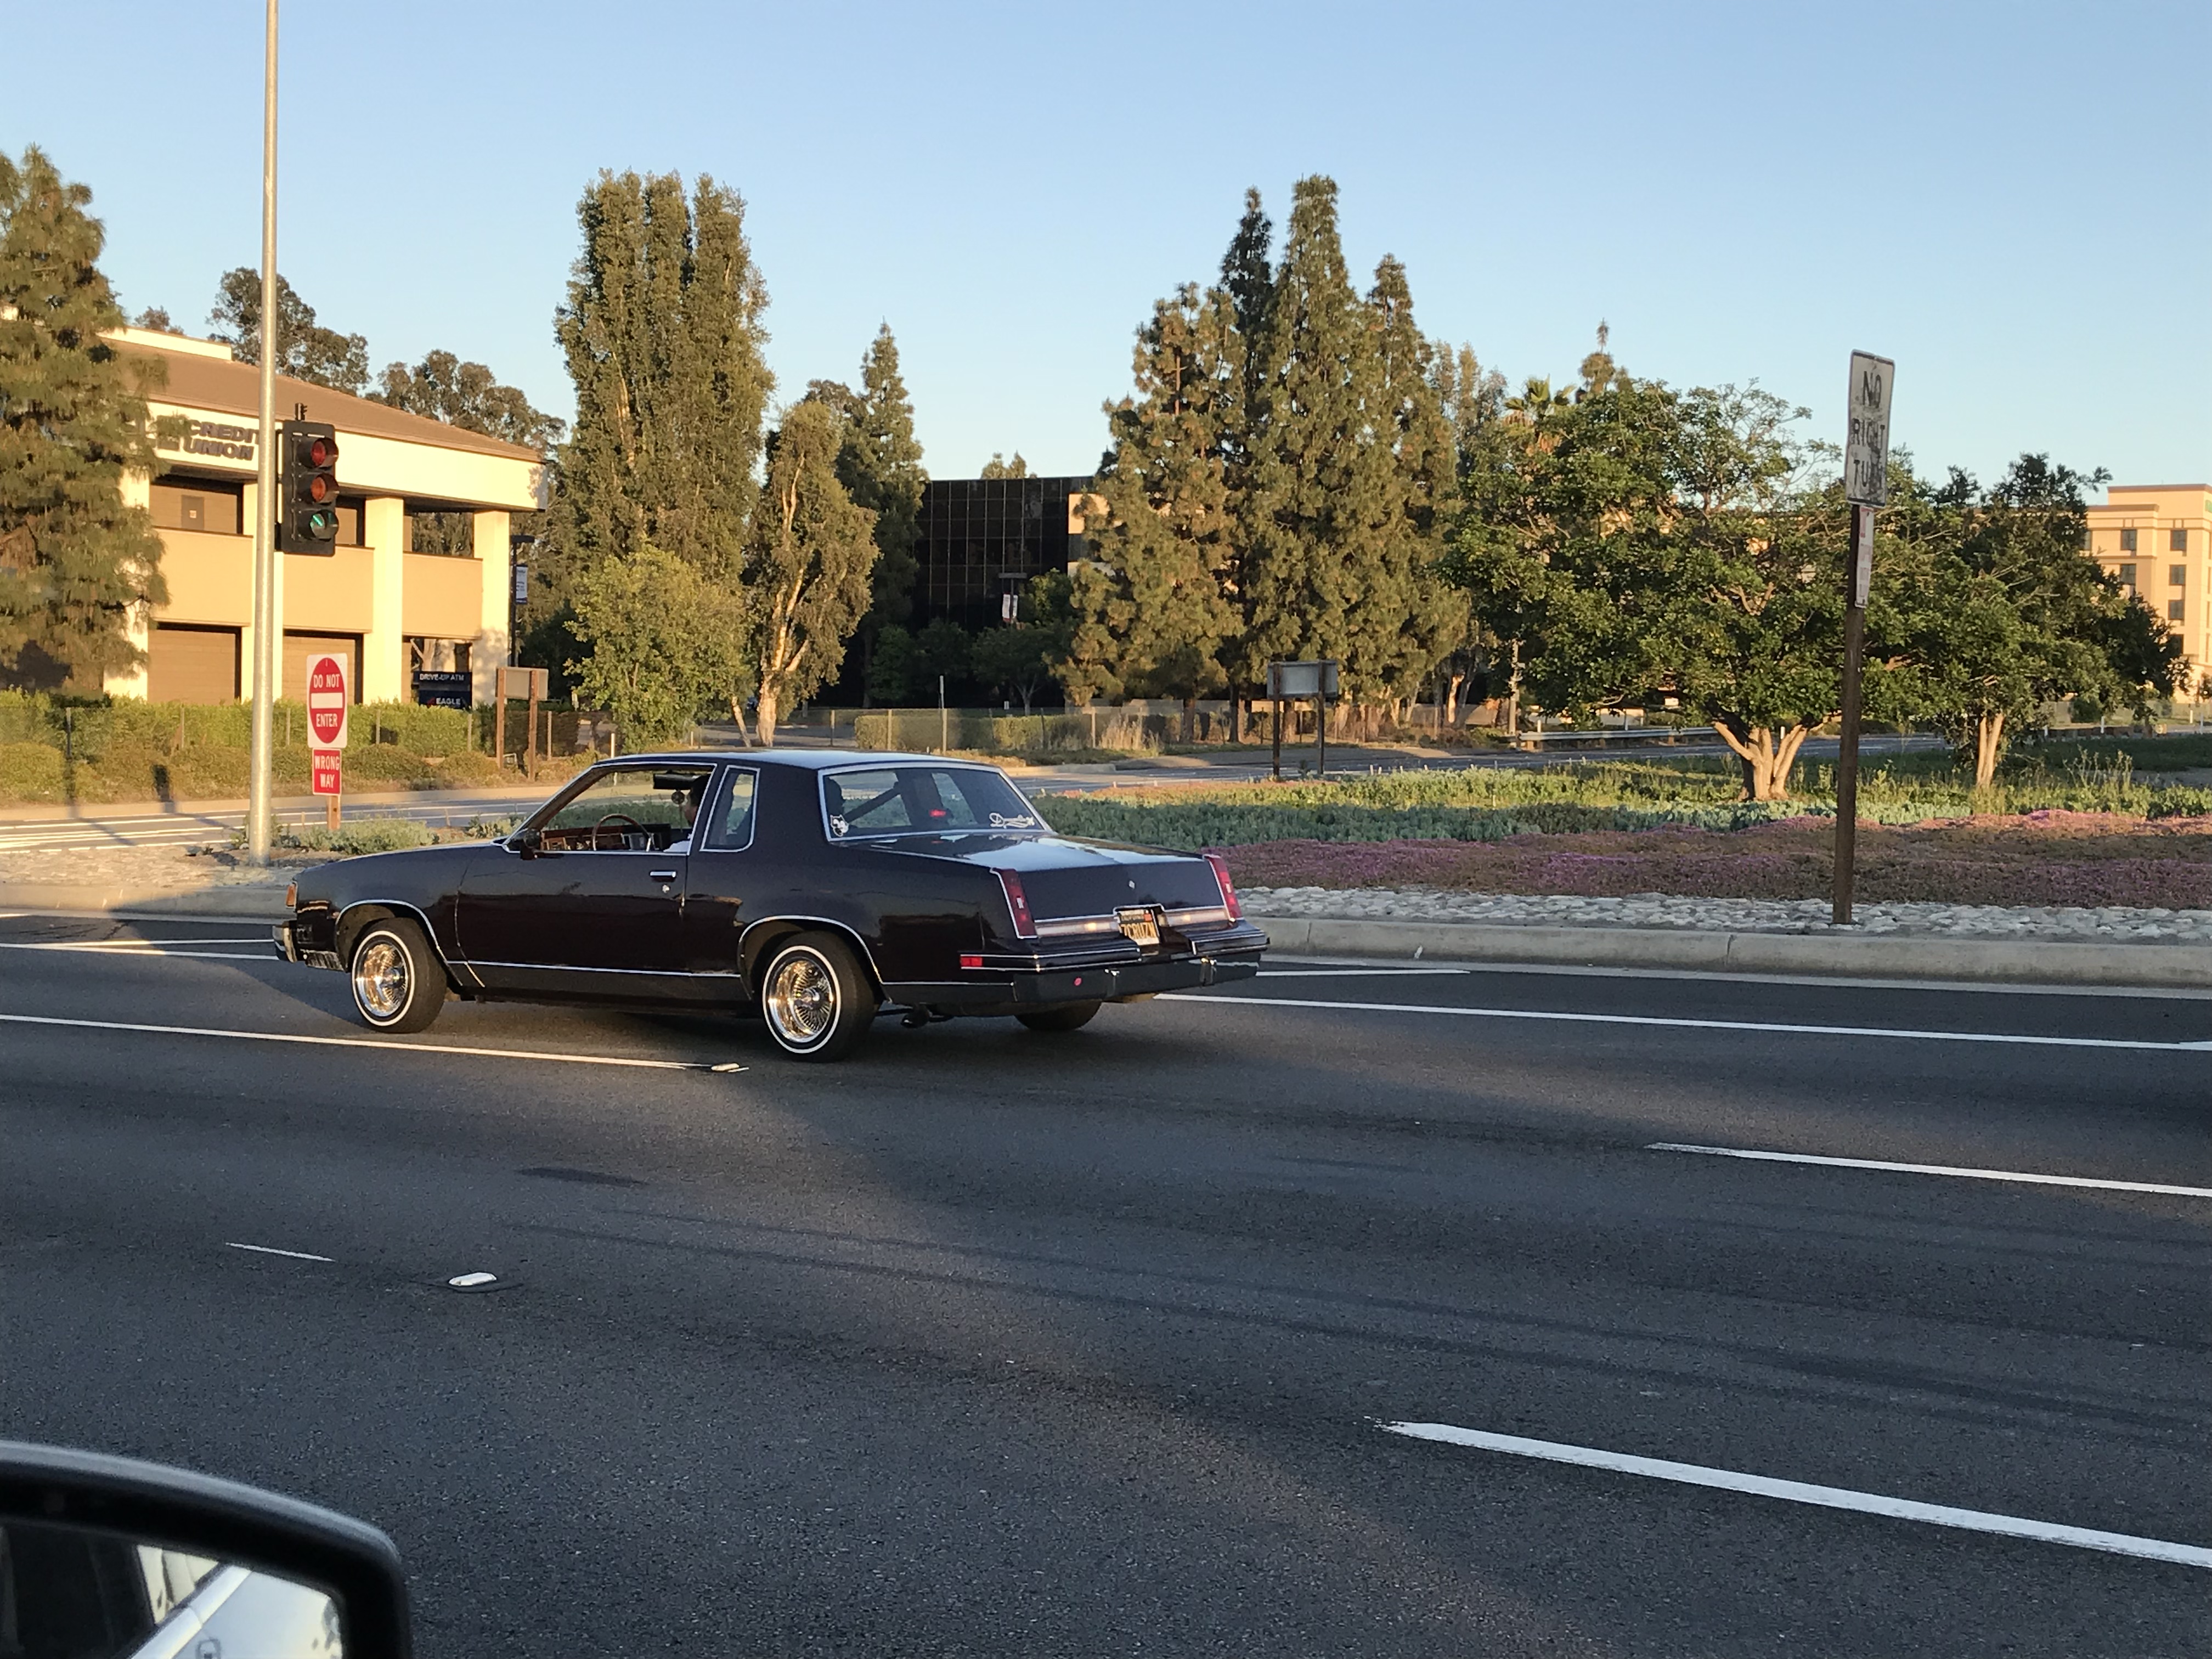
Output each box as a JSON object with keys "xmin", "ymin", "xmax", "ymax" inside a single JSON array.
[{"xmin": 1117, "ymin": 906, "xmax": 1161, "ymax": 946}]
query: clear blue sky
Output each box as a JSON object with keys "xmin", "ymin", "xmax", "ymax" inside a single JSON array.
[{"xmin": 13, "ymin": 1, "xmax": 2208, "ymax": 489}]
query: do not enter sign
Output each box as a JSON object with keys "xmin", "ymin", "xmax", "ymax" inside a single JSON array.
[{"xmin": 306, "ymin": 653, "xmax": 349, "ymax": 749}]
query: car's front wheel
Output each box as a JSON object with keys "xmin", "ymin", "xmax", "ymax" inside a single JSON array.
[
  {"xmin": 760, "ymin": 933, "xmax": 876, "ymax": 1061},
  {"xmin": 348, "ymin": 918, "xmax": 445, "ymax": 1034},
  {"xmin": 1015, "ymin": 1001, "xmax": 1101, "ymax": 1034}
]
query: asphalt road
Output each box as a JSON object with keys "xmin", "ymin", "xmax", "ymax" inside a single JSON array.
[{"xmin": 1, "ymin": 915, "xmax": 2205, "ymax": 1656}]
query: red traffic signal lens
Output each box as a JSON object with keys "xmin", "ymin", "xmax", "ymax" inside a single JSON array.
[{"xmin": 306, "ymin": 436, "xmax": 332, "ymax": 468}]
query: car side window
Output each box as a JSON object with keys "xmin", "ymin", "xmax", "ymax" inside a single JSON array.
[
  {"xmin": 703, "ymin": 769, "xmax": 759, "ymax": 850},
  {"xmin": 534, "ymin": 765, "xmax": 713, "ymax": 851}
]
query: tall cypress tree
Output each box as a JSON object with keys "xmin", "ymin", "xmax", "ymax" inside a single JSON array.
[
  {"xmin": 0, "ymin": 147, "xmax": 168, "ymax": 690},
  {"xmin": 1367, "ymin": 255, "xmax": 1461, "ymax": 714},
  {"xmin": 816, "ymin": 325, "xmax": 926, "ymax": 631},
  {"xmin": 1074, "ymin": 284, "xmax": 1239, "ymax": 739},
  {"xmin": 1243, "ymin": 175, "xmax": 1397, "ymax": 698},
  {"xmin": 1215, "ymin": 189, "xmax": 1273, "ymax": 730},
  {"xmin": 549, "ymin": 170, "xmax": 771, "ymax": 599}
]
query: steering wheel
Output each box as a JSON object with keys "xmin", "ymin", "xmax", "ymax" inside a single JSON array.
[{"xmin": 592, "ymin": 812, "xmax": 644, "ymax": 851}]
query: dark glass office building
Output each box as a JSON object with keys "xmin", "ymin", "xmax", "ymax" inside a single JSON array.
[{"xmin": 916, "ymin": 475, "xmax": 1093, "ymax": 629}]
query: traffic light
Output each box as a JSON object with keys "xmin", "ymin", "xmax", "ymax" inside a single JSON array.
[{"xmin": 276, "ymin": 419, "xmax": 341, "ymax": 553}]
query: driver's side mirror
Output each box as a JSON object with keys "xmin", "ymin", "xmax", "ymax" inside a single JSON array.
[
  {"xmin": 507, "ymin": 827, "xmax": 543, "ymax": 856},
  {"xmin": 0, "ymin": 1440, "xmax": 412, "ymax": 1658}
]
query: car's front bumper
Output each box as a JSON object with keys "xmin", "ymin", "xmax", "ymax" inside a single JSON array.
[{"xmin": 272, "ymin": 918, "xmax": 342, "ymax": 970}]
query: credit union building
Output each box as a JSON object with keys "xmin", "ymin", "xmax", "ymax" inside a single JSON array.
[{"xmin": 101, "ymin": 326, "xmax": 541, "ymax": 707}]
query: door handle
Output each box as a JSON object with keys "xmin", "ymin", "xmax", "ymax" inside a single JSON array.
[{"xmin": 648, "ymin": 868, "xmax": 678, "ymax": 884}]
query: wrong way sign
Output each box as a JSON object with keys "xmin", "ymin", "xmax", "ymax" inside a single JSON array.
[{"xmin": 306, "ymin": 652, "xmax": 349, "ymax": 750}]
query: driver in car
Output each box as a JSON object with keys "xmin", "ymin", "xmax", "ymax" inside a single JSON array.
[{"xmin": 665, "ymin": 782, "xmax": 703, "ymax": 854}]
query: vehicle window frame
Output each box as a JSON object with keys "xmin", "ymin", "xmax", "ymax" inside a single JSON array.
[
  {"xmin": 520, "ymin": 761, "xmax": 716, "ymax": 853},
  {"xmin": 698, "ymin": 765, "xmax": 760, "ymax": 853},
  {"xmin": 817, "ymin": 761, "xmax": 1049, "ymax": 843}
]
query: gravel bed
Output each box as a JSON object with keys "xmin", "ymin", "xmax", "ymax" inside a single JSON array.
[{"xmin": 1242, "ymin": 885, "xmax": 2212, "ymax": 944}]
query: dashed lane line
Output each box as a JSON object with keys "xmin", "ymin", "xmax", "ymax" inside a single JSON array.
[
  {"xmin": 1380, "ymin": 1421, "xmax": 2212, "ymax": 1569},
  {"xmin": 225, "ymin": 1243, "xmax": 334, "ymax": 1263},
  {"xmin": 0, "ymin": 1011, "xmax": 742, "ymax": 1071},
  {"xmin": 1160, "ymin": 992, "xmax": 2212, "ymax": 1052},
  {"xmin": 1647, "ymin": 1142, "xmax": 2212, "ymax": 1199}
]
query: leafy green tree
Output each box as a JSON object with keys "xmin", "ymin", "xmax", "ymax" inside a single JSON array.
[
  {"xmin": 1447, "ymin": 374, "xmax": 1865, "ymax": 800},
  {"xmin": 565, "ymin": 541, "xmax": 747, "ymax": 744},
  {"xmin": 549, "ymin": 170, "xmax": 771, "ymax": 599},
  {"xmin": 1214, "ymin": 188, "xmax": 1273, "ymax": 735},
  {"xmin": 913, "ymin": 616, "xmax": 972, "ymax": 695},
  {"xmin": 1075, "ymin": 283, "xmax": 1239, "ymax": 740},
  {"xmin": 1365, "ymin": 254, "xmax": 1462, "ymax": 715},
  {"xmin": 1027, "ymin": 567, "xmax": 1119, "ymax": 707},
  {"xmin": 131, "ymin": 306, "xmax": 173, "ymax": 331},
  {"xmin": 0, "ymin": 147, "xmax": 170, "ymax": 690},
  {"xmin": 1884, "ymin": 456, "xmax": 2186, "ymax": 787},
  {"xmin": 207, "ymin": 268, "xmax": 369, "ymax": 393},
  {"xmin": 374, "ymin": 351, "xmax": 566, "ymax": 452},
  {"xmin": 805, "ymin": 324, "xmax": 928, "ymax": 693},
  {"xmin": 971, "ymin": 622, "xmax": 1056, "ymax": 712},
  {"xmin": 980, "ymin": 452, "xmax": 1028, "ymax": 479},
  {"xmin": 1241, "ymin": 176, "xmax": 1401, "ymax": 701},
  {"xmin": 745, "ymin": 401, "xmax": 877, "ymax": 742},
  {"xmin": 865, "ymin": 621, "xmax": 918, "ymax": 704}
]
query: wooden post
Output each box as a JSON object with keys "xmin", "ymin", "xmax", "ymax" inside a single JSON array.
[
  {"xmin": 494, "ymin": 693, "xmax": 507, "ymax": 772},
  {"xmin": 525, "ymin": 682, "xmax": 541, "ymax": 780},
  {"xmin": 1271, "ymin": 694, "xmax": 1282, "ymax": 782},
  {"xmin": 326, "ymin": 791, "xmax": 340, "ymax": 832},
  {"xmin": 1316, "ymin": 693, "xmax": 1328, "ymax": 780},
  {"xmin": 1832, "ymin": 503, "xmax": 1871, "ymax": 926}
]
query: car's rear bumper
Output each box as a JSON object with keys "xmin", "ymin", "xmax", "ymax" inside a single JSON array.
[{"xmin": 889, "ymin": 921, "xmax": 1266, "ymax": 1012}]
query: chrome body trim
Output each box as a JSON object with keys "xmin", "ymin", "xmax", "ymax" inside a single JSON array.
[
  {"xmin": 330, "ymin": 898, "xmax": 470, "ymax": 988},
  {"xmin": 735, "ymin": 913, "xmax": 891, "ymax": 990}
]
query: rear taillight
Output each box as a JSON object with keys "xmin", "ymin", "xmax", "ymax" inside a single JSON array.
[
  {"xmin": 996, "ymin": 869, "xmax": 1037, "ymax": 939},
  {"xmin": 1203, "ymin": 852, "xmax": 1242, "ymax": 920}
]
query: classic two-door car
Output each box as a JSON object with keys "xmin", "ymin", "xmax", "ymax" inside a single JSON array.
[{"xmin": 274, "ymin": 750, "xmax": 1267, "ymax": 1059}]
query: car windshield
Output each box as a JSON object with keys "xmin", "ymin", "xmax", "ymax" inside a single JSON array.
[{"xmin": 822, "ymin": 765, "xmax": 1046, "ymax": 839}]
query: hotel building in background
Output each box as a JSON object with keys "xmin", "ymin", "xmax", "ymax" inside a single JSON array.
[
  {"xmin": 100, "ymin": 326, "xmax": 541, "ymax": 707},
  {"xmin": 2084, "ymin": 483, "xmax": 2210, "ymax": 697}
]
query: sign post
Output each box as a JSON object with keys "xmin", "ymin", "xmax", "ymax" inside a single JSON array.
[
  {"xmin": 1834, "ymin": 351, "xmax": 1894, "ymax": 927},
  {"xmin": 306, "ymin": 650, "xmax": 349, "ymax": 831},
  {"xmin": 1267, "ymin": 660, "xmax": 1340, "ymax": 781}
]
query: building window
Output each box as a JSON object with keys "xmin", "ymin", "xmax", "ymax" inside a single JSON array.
[
  {"xmin": 2117, "ymin": 563, "xmax": 2136, "ymax": 590},
  {"xmin": 2172, "ymin": 565, "xmax": 2187, "ymax": 589},
  {"xmin": 2171, "ymin": 528, "xmax": 2189, "ymax": 553},
  {"xmin": 2170, "ymin": 598, "xmax": 2186, "ymax": 622},
  {"xmin": 2119, "ymin": 528, "xmax": 2137, "ymax": 552},
  {"xmin": 149, "ymin": 477, "xmax": 242, "ymax": 535}
]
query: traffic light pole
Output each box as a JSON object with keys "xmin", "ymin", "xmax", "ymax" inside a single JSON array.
[{"xmin": 245, "ymin": 0, "xmax": 279, "ymax": 864}]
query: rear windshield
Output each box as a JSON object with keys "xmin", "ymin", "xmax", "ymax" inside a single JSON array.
[{"xmin": 822, "ymin": 765, "xmax": 1046, "ymax": 839}]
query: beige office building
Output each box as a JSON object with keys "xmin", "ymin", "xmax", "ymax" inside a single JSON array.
[
  {"xmin": 2084, "ymin": 482, "xmax": 2210, "ymax": 696},
  {"xmin": 102, "ymin": 327, "xmax": 542, "ymax": 707}
]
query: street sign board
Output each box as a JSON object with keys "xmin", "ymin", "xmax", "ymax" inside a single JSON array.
[
  {"xmin": 306, "ymin": 652, "xmax": 349, "ymax": 749},
  {"xmin": 496, "ymin": 665, "xmax": 548, "ymax": 702},
  {"xmin": 1267, "ymin": 659, "xmax": 1340, "ymax": 699},
  {"xmin": 311, "ymin": 749, "xmax": 342, "ymax": 795},
  {"xmin": 1844, "ymin": 351, "xmax": 1894, "ymax": 507}
]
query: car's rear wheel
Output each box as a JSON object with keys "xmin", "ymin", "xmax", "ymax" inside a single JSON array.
[
  {"xmin": 1015, "ymin": 1001, "xmax": 1101, "ymax": 1034},
  {"xmin": 760, "ymin": 933, "xmax": 875, "ymax": 1061},
  {"xmin": 348, "ymin": 918, "xmax": 445, "ymax": 1034}
]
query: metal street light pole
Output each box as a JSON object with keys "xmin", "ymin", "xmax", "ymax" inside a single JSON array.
[{"xmin": 245, "ymin": 0, "xmax": 279, "ymax": 863}]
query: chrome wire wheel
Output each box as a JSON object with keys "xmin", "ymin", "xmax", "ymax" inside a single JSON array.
[
  {"xmin": 353, "ymin": 935, "xmax": 412, "ymax": 1023},
  {"xmin": 765, "ymin": 949, "xmax": 838, "ymax": 1049}
]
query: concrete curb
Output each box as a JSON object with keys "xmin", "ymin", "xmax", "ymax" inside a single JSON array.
[
  {"xmin": 1247, "ymin": 913, "xmax": 2212, "ymax": 990},
  {"xmin": 0, "ymin": 882, "xmax": 290, "ymax": 919}
]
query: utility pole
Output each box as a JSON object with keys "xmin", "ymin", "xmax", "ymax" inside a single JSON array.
[{"xmin": 245, "ymin": 0, "xmax": 280, "ymax": 863}]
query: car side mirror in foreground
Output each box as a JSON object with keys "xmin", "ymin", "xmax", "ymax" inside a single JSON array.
[
  {"xmin": 507, "ymin": 826, "xmax": 543, "ymax": 855},
  {"xmin": 0, "ymin": 1441, "xmax": 411, "ymax": 1659}
]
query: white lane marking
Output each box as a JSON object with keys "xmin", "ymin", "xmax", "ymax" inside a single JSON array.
[
  {"xmin": 0, "ymin": 941, "xmax": 268, "ymax": 960},
  {"xmin": 448, "ymin": 1272, "xmax": 497, "ymax": 1288},
  {"xmin": 225, "ymin": 1242, "xmax": 334, "ymax": 1262},
  {"xmin": 1379, "ymin": 1421, "xmax": 2212, "ymax": 1569},
  {"xmin": 1647, "ymin": 1142, "xmax": 2212, "ymax": 1199},
  {"xmin": 0, "ymin": 1012, "xmax": 741, "ymax": 1071},
  {"xmin": 1161, "ymin": 993, "xmax": 2212, "ymax": 1052}
]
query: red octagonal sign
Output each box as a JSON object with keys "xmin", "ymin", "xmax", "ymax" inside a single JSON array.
[{"xmin": 306, "ymin": 653, "xmax": 349, "ymax": 749}]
